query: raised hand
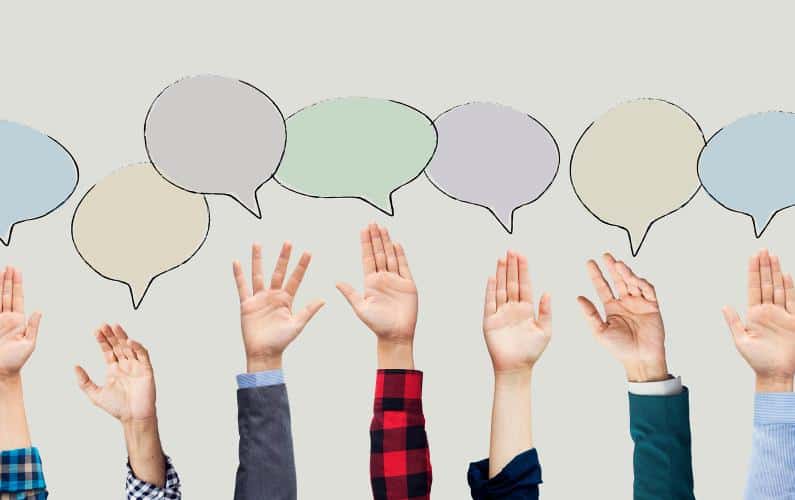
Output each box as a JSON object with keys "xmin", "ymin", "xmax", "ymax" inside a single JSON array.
[
  {"xmin": 75, "ymin": 324, "xmax": 156, "ymax": 423},
  {"xmin": 336, "ymin": 223, "xmax": 417, "ymax": 368},
  {"xmin": 483, "ymin": 251, "xmax": 551, "ymax": 374},
  {"xmin": 233, "ymin": 242, "xmax": 325, "ymax": 372},
  {"xmin": 723, "ymin": 249, "xmax": 795, "ymax": 392},
  {"xmin": 0, "ymin": 266, "xmax": 42, "ymax": 378},
  {"xmin": 577, "ymin": 253, "xmax": 668, "ymax": 382}
]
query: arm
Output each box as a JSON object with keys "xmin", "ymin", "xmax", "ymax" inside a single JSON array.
[
  {"xmin": 0, "ymin": 266, "xmax": 47, "ymax": 498},
  {"xmin": 336, "ymin": 223, "xmax": 431, "ymax": 500},
  {"xmin": 577, "ymin": 254, "xmax": 694, "ymax": 500},
  {"xmin": 75, "ymin": 325, "xmax": 181, "ymax": 499},
  {"xmin": 722, "ymin": 249, "xmax": 795, "ymax": 499},
  {"xmin": 468, "ymin": 251, "xmax": 548, "ymax": 499},
  {"xmin": 231, "ymin": 242, "xmax": 324, "ymax": 500}
]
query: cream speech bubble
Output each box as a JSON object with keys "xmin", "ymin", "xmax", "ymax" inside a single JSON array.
[
  {"xmin": 72, "ymin": 163, "xmax": 210, "ymax": 309},
  {"xmin": 570, "ymin": 99, "xmax": 704, "ymax": 255}
]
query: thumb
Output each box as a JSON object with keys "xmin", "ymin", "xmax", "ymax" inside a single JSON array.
[
  {"xmin": 576, "ymin": 296, "xmax": 606, "ymax": 335},
  {"xmin": 25, "ymin": 312, "xmax": 42, "ymax": 342},
  {"xmin": 537, "ymin": 293, "xmax": 552, "ymax": 334},
  {"xmin": 295, "ymin": 299, "xmax": 326, "ymax": 329},
  {"xmin": 722, "ymin": 306, "xmax": 746, "ymax": 343},
  {"xmin": 74, "ymin": 365, "xmax": 100, "ymax": 399},
  {"xmin": 336, "ymin": 282, "xmax": 364, "ymax": 312}
]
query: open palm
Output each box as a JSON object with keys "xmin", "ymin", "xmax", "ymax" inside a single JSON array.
[
  {"xmin": 724, "ymin": 250, "xmax": 795, "ymax": 384},
  {"xmin": 483, "ymin": 252, "xmax": 551, "ymax": 373},
  {"xmin": 0, "ymin": 266, "xmax": 42, "ymax": 377},
  {"xmin": 578, "ymin": 253, "xmax": 667, "ymax": 381},
  {"xmin": 233, "ymin": 242, "xmax": 325, "ymax": 368},
  {"xmin": 337, "ymin": 224, "xmax": 417, "ymax": 343},
  {"xmin": 76, "ymin": 324, "xmax": 156, "ymax": 422}
]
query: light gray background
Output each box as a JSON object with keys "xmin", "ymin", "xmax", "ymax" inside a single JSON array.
[{"xmin": 0, "ymin": 2, "xmax": 792, "ymax": 498}]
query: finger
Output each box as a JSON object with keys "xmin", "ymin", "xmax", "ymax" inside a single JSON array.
[
  {"xmin": 11, "ymin": 268, "xmax": 23, "ymax": 313},
  {"xmin": 577, "ymin": 296, "xmax": 607, "ymax": 334},
  {"xmin": 95, "ymin": 328, "xmax": 117, "ymax": 365},
  {"xmin": 537, "ymin": 293, "xmax": 552, "ymax": 333},
  {"xmin": 748, "ymin": 253, "xmax": 762, "ymax": 307},
  {"xmin": 284, "ymin": 252, "xmax": 311, "ymax": 298},
  {"xmin": 506, "ymin": 251, "xmax": 520, "ymax": 302},
  {"xmin": 616, "ymin": 261, "xmax": 642, "ymax": 297},
  {"xmin": 484, "ymin": 276, "xmax": 497, "ymax": 317},
  {"xmin": 395, "ymin": 243, "xmax": 413, "ymax": 280},
  {"xmin": 74, "ymin": 366, "xmax": 100, "ymax": 397},
  {"xmin": 496, "ymin": 258, "xmax": 508, "ymax": 307},
  {"xmin": 123, "ymin": 339, "xmax": 138, "ymax": 361},
  {"xmin": 270, "ymin": 242, "xmax": 293, "ymax": 289},
  {"xmin": 251, "ymin": 243, "xmax": 265, "ymax": 294},
  {"xmin": 370, "ymin": 224, "xmax": 387, "ymax": 272},
  {"xmin": 233, "ymin": 260, "xmax": 251, "ymax": 302},
  {"xmin": 379, "ymin": 227, "xmax": 399, "ymax": 273},
  {"xmin": 772, "ymin": 255, "xmax": 786, "ymax": 307},
  {"xmin": 760, "ymin": 249, "xmax": 774, "ymax": 304},
  {"xmin": 336, "ymin": 282, "xmax": 365, "ymax": 312},
  {"xmin": 295, "ymin": 299, "xmax": 326, "ymax": 328},
  {"xmin": 602, "ymin": 253, "xmax": 629, "ymax": 298},
  {"xmin": 518, "ymin": 254, "xmax": 533, "ymax": 305},
  {"xmin": 722, "ymin": 306, "xmax": 747, "ymax": 343},
  {"xmin": 129, "ymin": 340, "xmax": 152, "ymax": 367},
  {"xmin": 586, "ymin": 260, "xmax": 614, "ymax": 304},
  {"xmin": 1, "ymin": 267, "xmax": 11, "ymax": 312},
  {"xmin": 360, "ymin": 228, "xmax": 376, "ymax": 276},
  {"xmin": 24, "ymin": 312, "xmax": 42, "ymax": 342},
  {"xmin": 786, "ymin": 273, "xmax": 795, "ymax": 314},
  {"xmin": 638, "ymin": 279, "xmax": 657, "ymax": 302},
  {"xmin": 109, "ymin": 324, "xmax": 129, "ymax": 361}
]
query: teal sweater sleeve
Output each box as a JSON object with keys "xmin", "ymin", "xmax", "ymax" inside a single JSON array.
[{"xmin": 629, "ymin": 387, "xmax": 695, "ymax": 500}]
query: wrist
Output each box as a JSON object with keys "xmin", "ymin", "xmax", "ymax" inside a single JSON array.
[
  {"xmin": 246, "ymin": 354, "xmax": 283, "ymax": 373},
  {"xmin": 0, "ymin": 373, "xmax": 22, "ymax": 393},
  {"xmin": 624, "ymin": 358, "xmax": 669, "ymax": 383},
  {"xmin": 756, "ymin": 375, "xmax": 794, "ymax": 393},
  {"xmin": 377, "ymin": 340, "xmax": 415, "ymax": 370},
  {"xmin": 494, "ymin": 368, "xmax": 533, "ymax": 388}
]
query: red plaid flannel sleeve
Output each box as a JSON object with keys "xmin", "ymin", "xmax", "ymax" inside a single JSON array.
[{"xmin": 370, "ymin": 369, "xmax": 432, "ymax": 500}]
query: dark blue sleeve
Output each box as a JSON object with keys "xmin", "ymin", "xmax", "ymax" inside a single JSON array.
[{"xmin": 467, "ymin": 448, "xmax": 541, "ymax": 499}]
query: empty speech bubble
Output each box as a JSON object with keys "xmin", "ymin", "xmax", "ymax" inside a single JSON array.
[
  {"xmin": 72, "ymin": 163, "xmax": 210, "ymax": 309},
  {"xmin": 570, "ymin": 99, "xmax": 704, "ymax": 255},
  {"xmin": 144, "ymin": 74, "xmax": 286, "ymax": 217},
  {"xmin": 699, "ymin": 111, "xmax": 795, "ymax": 237},
  {"xmin": 0, "ymin": 120, "xmax": 78, "ymax": 245},
  {"xmin": 274, "ymin": 97, "xmax": 437, "ymax": 214},
  {"xmin": 424, "ymin": 102, "xmax": 559, "ymax": 232}
]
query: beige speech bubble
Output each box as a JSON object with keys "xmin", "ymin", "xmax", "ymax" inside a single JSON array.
[
  {"xmin": 72, "ymin": 163, "xmax": 210, "ymax": 308},
  {"xmin": 571, "ymin": 99, "xmax": 704, "ymax": 255}
]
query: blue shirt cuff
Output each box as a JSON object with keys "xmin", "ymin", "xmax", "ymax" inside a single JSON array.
[
  {"xmin": 468, "ymin": 448, "xmax": 542, "ymax": 498},
  {"xmin": 755, "ymin": 392, "xmax": 795, "ymax": 425},
  {"xmin": 236, "ymin": 369, "xmax": 284, "ymax": 389}
]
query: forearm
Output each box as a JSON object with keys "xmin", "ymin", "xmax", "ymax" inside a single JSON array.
[
  {"xmin": 0, "ymin": 375, "xmax": 31, "ymax": 449},
  {"xmin": 489, "ymin": 370, "xmax": 532, "ymax": 478},
  {"xmin": 756, "ymin": 375, "xmax": 794, "ymax": 393},
  {"xmin": 377, "ymin": 339, "xmax": 414, "ymax": 369},
  {"xmin": 123, "ymin": 417, "xmax": 166, "ymax": 488}
]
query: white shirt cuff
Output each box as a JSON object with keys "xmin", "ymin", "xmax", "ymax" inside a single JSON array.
[{"xmin": 628, "ymin": 375, "xmax": 683, "ymax": 396}]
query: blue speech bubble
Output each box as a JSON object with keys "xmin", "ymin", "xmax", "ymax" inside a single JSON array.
[
  {"xmin": 698, "ymin": 111, "xmax": 795, "ymax": 237},
  {"xmin": 0, "ymin": 121, "xmax": 78, "ymax": 245}
]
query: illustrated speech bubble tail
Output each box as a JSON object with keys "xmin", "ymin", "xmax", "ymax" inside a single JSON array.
[
  {"xmin": 232, "ymin": 190, "xmax": 262, "ymax": 219},
  {"xmin": 369, "ymin": 192, "xmax": 395, "ymax": 216},
  {"xmin": 128, "ymin": 278, "xmax": 152, "ymax": 310},
  {"xmin": 626, "ymin": 222, "xmax": 651, "ymax": 257},
  {"xmin": 0, "ymin": 223, "xmax": 11, "ymax": 246},
  {"xmin": 752, "ymin": 211, "xmax": 776, "ymax": 238},
  {"xmin": 493, "ymin": 206, "xmax": 515, "ymax": 233}
]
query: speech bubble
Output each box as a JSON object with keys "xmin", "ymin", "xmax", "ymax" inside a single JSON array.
[
  {"xmin": 698, "ymin": 111, "xmax": 795, "ymax": 237},
  {"xmin": 274, "ymin": 97, "xmax": 437, "ymax": 214},
  {"xmin": 0, "ymin": 120, "xmax": 78, "ymax": 245},
  {"xmin": 144, "ymin": 74, "xmax": 286, "ymax": 218},
  {"xmin": 424, "ymin": 102, "xmax": 559, "ymax": 232},
  {"xmin": 570, "ymin": 99, "xmax": 705, "ymax": 255},
  {"xmin": 72, "ymin": 163, "xmax": 210, "ymax": 309}
]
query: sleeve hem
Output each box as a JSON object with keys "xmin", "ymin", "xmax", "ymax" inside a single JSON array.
[{"xmin": 755, "ymin": 392, "xmax": 795, "ymax": 424}]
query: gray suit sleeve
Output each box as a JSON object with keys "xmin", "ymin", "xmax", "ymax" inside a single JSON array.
[{"xmin": 234, "ymin": 384, "xmax": 297, "ymax": 500}]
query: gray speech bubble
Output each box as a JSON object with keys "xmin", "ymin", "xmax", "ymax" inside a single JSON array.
[{"xmin": 144, "ymin": 74, "xmax": 286, "ymax": 217}]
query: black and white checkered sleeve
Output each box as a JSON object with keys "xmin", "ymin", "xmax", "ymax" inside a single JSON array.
[{"xmin": 125, "ymin": 455, "xmax": 181, "ymax": 499}]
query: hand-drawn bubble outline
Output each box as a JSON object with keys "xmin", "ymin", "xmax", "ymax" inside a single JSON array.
[
  {"xmin": 569, "ymin": 98, "xmax": 705, "ymax": 257},
  {"xmin": 0, "ymin": 121, "xmax": 80, "ymax": 247},
  {"xmin": 70, "ymin": 164, "xmax": 211, "ymax": 310},
  {"xmin": 423, "ymin": 102, "xmax": 560, "ymax": 233},
  {"xmin": 143, "ymin": 74, "xmax": 287, "ymax": 219},
  {"xmin": 273, "ymin": 97, "xmax": 439, "ymax": 216},
  {"xmin": 697, "ymin": 110, "xmax": 795, "ymax": 238}
]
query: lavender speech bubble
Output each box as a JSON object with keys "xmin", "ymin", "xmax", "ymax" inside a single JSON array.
[{"xmin": 425, "ymin": 102, "xmax": 559, "ymax": 232}]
